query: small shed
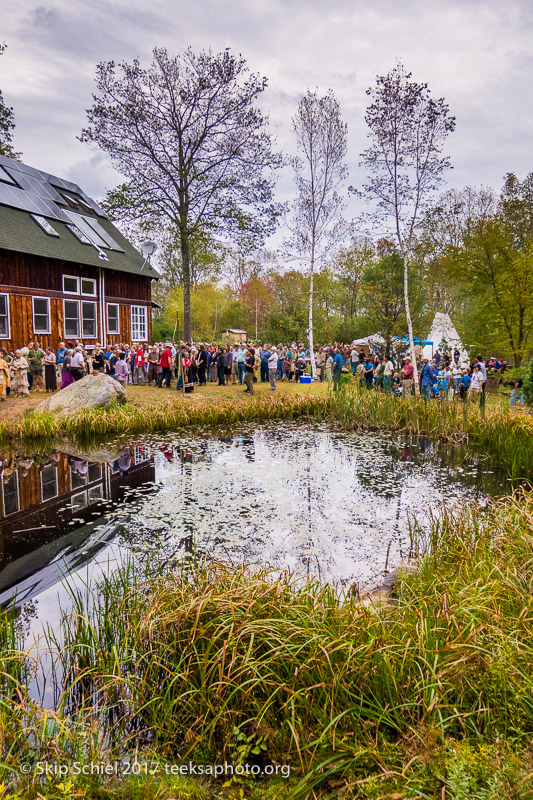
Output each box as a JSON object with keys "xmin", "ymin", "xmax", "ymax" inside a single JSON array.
[{"xmin": 223, "ymin": 328, "xmax": 247, "ymax": 343}]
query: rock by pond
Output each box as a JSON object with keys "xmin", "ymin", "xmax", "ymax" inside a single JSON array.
[{"xmin": 35, "ymin": 373, "xmax": 126, "ymax": 418}]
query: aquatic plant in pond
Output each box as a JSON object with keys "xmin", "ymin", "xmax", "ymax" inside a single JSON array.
[{"xmin": 3, "ymin": 487, "xmax": 533, "ymax": 798}]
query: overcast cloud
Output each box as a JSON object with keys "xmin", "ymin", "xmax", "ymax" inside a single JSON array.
[{"xmin": 2, "ymin": 0, "xmax": 533, "ymax": 232}]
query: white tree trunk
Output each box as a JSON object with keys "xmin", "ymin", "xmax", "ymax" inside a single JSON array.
[
  {"xmin": 403, "ymin": 253, "xmax": 419, "ymax": 395},
  {"xmin": 308, "ymin": 260, "xmax": 316, "ymax": 378}
]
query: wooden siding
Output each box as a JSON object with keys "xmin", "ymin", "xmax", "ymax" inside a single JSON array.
[{"xmin": 0, "ymin": 249, "xmax": 153, "ymax": 350}]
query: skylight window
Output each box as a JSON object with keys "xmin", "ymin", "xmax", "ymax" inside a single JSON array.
[
  {"xmin": 31, "ymin": 214, "xmax": 60, "ymax": 237},
  {"xmin": 0, "ymin": 165, "xmax": 16, "ymax": 185}
]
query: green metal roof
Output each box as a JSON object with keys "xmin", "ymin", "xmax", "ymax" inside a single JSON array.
[
  {"xmin": 0, "ymin": 205, "xmax": 159, "ymax": 279},
  {"xmin": 0, "ymin": 155, "xmax": 159, "ymax": 280}
]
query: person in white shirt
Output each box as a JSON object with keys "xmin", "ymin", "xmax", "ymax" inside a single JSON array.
[
  {"xmin": 383, "ymin": 358, "xmax": 394, "ymax": 393},
  {"xmin": 70, "ymin": 347, "xmax": 85, "ymax": 381},
  {"xmin": 268, "ymin": 346, "xmax": 278, "ymax": 391},
  {"xmin": 468, "ymin": 365, "xmax": 483, "ymax": 402},
  {"xmin": 351, "ymin": 347, "xmax": 359, "ymax": 376}
]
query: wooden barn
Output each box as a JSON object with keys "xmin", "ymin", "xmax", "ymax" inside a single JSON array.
[{"xmin": 0, "ymin": 154, "xmax": 159, "ymax": 351}]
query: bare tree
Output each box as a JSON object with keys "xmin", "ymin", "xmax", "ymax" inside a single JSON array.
[
  {"xmin": 359, "ymin": 63, "xmax": 455, "ymax": 392},
  {"xmin": 81, "ymin": 47, "xmax": 281, "ymax": 340},
  {"xmin": 286, "ymin": 89, "xmax": 348, "ymax": 376}
]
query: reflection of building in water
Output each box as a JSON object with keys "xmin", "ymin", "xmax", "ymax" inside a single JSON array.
[{"xmin": 0, "ymin": 446, "xmax": 155, "ymax": 566}]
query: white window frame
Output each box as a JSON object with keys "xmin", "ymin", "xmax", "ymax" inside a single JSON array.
[
  {"xmin": 0, "ymin": 293, "xmax": 10, "ymax": 339},
  {"xmin": 63, "ymin": 275, "xmax": 80, "ymax": 295},
  {"xmin": 40, "ymin": 464, "xmax": 58, "ymax": 502},
  {"xmin": 80, "ymin": 278, "xmax": 97, "ymax": 297},
  {"xmin": 131, "ymin": 305, "xmax": 148, "ymax": 342},
  {"xmin": 63, "ymin": 299, "xmax": 80, "ymax": 339},
  {"xmin": 106, "ymin": 303, "xmax": 120, "ymax": 335},
  {"xmin": 2, "ymin": 471, "xmax": 19, "ymax": 516},
  {"xmin": 81, "ymin": 300, "xmax": 97, "ymax": 339},
  {"xmin": 32, "ymin": 296, "xmax": 51, "ymax": 335}
]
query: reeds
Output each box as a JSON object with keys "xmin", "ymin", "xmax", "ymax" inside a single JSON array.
[{"xmin": 3, "ymin": 489, "xmax": 533, "ymax": 797}]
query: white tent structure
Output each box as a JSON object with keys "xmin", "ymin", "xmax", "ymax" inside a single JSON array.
[{"xmin": 422, "ymin": 312, "xmax": 469, "ymax": 365}]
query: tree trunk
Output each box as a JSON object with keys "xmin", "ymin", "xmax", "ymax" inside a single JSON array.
[
  {"xmin": 180, "ymin": 228, "xmax": 192, "ymax": 342},
  {"xmin": 403, "ymin": 253, "xmax": 419, "ymax": 394},
  {"xmin": 308, "ymin": 255, "xmax": 316, "ymax": 378}
]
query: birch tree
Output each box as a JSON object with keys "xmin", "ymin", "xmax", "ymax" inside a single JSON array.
[
  {"xmin": 287, "ymin": 90, "xmax": 348, "ymax": 376},
  {"xmin": 359, "ymin": 63, "xmax": 455, "ymax": 392}
]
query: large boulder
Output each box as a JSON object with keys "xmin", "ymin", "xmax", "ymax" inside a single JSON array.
[{"xmin": 35, "ymin": 374, "xmax": 127, "ymax": 418}]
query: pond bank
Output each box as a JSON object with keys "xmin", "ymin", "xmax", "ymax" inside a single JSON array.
[
  {"xmin": 2, "ymin": 386, "xmax": 532, "ymax": 480},
  {"xmin": 3, "ymin": 489, "xmax": 533, "ymax": 799}
]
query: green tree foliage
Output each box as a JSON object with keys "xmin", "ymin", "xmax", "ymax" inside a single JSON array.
[
  {"xmin": 424, "ymin": 174, "xmax": 533, "ymax": 366},
  {"xmin": 0, "ymin": 44, "xmax": 19, "ymax": 159}
]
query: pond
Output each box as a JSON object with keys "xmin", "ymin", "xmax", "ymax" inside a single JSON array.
[{"xmin": 0, "ymin": 420, "xmax": 506, "ymax": 629}]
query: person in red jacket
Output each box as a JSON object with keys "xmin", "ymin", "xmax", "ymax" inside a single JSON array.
[
  {"xmin": 133, "ymin": 346, "xmax": 144, "ymax": 385},
  {"xmin": 157, "ymin": 345, "xmax": 172, "ymax": 388}
]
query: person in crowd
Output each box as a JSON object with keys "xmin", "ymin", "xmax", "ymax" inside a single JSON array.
[
  {"xmin": 147, "ymin": 346, "xmax": 159, "ymax": 385},
  {"xmin": 332, "ymin": 348, "xmax": 343, "ymax": 391},
  {"xmin": 316, "ymin": 347, "xmax": 326, "ymax": 382},
  {"xmin": 196, "ymin": 344, "xmax": 207, "ymax": 386},
  {"xmin": 243, "ymin": 348, "xmax": 255, "ymax": 394},
  {"xmin": 419, "ymin": 357, "xmax": 434, "ymax": 400},
  {"xmin": 133, "ymin": 345, "xmax": 145, "ymax": 384},
  {"xmin": 157, "ymin": 344, "xmax": 173, "ymax": 387},
  {"xmin": 268, "ymin": 345, "xmax": 278, "ymax": 391},
  {"xmin": 510, "ymin": 379, "xmax": 524, "ymax": 405},
  {"xmin": 459, "ymin": 369, "xmax": 471, "ymax": 401},
  {"xmin": 401, "ymin": 356, "xmax": 414, "ymax": 396},
  {"xmin": 61, "ymin": 349, "xmax": 75, "ymax": 389},
  {"xmin": 9, "ymin": 350, "xmax": 30, "ymax": 396},
  {"xmin": 223, "ymin": 345, "xmax": 233, "ymax": 385},
  {"xmin": 476, "ymin": 354, "xmax": 487, "ymax": 407},
  {"xmin": 374, "ymin": 357, "xmax": 385, "ymax": 391},
  {"xmin": 215, "ymin": 346, "xmax": 225, "ymax": 386},
  {"xmin": 181, "ymin": 353, "xmax": 194, "ymax": 393},
  {"xmin": 114, "ymin": 353, "xmax": 129, "ymax": 387},
  {"xmin": 259, "ymin": 345, "xmax": 270, "ymax": 383},
  {"xmin": 0, "ymin": 350, "xmax": 11, "ymax": 400},
  {"xmin": 437, "ymin": 364, "xmax": 450, "ymax": 400},
  {"xmin": 231, "ymin": 345, "xmax": 240, "ymax": 385},
  {"xmin": 92, "ymin": 346, "xmax": 105, "ymax": 376},
  {"xmin": 70, "ymin": 346, "xmax": 85, "ymax": 381},
  {"xmin": 27, "ymin": 343, "xmax": 44, "ymax": 390},
  {"xmin": 383, "ymin": 355, "xmax": 394, "ymax": 394},
  {"xmin": 351, "ymin": 345, "xmax": 359, "ymax": 376},
  {"xmin": 468, "ymin": 364, "xmax": 484, "ymax": 402},
  {"xmin": 43, "ymin": 347, "xmax": 57, "ymax": 392},
  {"xmin": 364, "ymin": 357, "xmax": 374, "ymax": 390}
]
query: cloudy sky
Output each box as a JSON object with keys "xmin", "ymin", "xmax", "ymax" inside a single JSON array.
[{"xmin": 2, "ymin": 0, "xmax": 533, "ymax": 223}]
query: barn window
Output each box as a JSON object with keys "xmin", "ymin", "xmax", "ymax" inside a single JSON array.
[
  {"xmin": 32, "ymin": 297, "xmax": 51, "ymax": 334},
  {"xmin": 40, "ymin": 464, "xmax": 58, "ymax": 501},
  {"xmin": 63, "ymin": 275, "xmax": 79, "ymax": 294},
  {"xmin": 81, "ymin": 302, "xmax": 97, "ymax": 338},
  {"xmin": 81, "ymin": 278, "xmax": 96, "ymax": 296},
  {"xmin": 2, "ymin": 472, "xmax": 19, "ymax": 516},
  {"xmin": 131, "ymin": 305, "xmax": 147, "ymax": 341},
  {"xmin": 107, "ymin": 303, "xmax": 120, "ymax": 335},
  {"xmin": 64, "ymin": 300, "xmax": 80, "ymax": 338},
  {"xmin": 0, "ymin": 294, "xmax": 9, "ymax": 338}
]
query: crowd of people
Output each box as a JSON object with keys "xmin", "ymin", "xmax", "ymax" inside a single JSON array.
[{"xmin": 0, "ymin": 337, "xmax": 513, "ymax": 404}]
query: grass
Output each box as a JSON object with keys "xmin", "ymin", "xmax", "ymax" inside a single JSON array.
[{"xmin": 3, "ymin": 488, "xmax": 533, "ymax": 798}]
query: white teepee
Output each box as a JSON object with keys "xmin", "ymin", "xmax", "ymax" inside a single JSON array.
[{"xmin": 422, "ymin": 312, "xmax": 469, "ymax": 365}]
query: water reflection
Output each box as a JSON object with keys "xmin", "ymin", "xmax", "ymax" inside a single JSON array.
[
  {"xmin": 0, "ymin": 443, "xmax": 155, "ymax": 606},
  {"xmin": 0, "ymin": 422, "xmax": 505, "ymax": 615}
]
